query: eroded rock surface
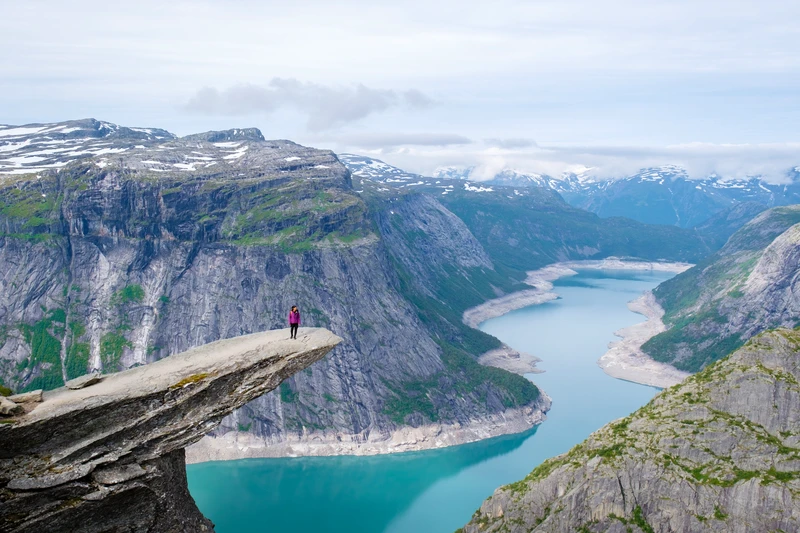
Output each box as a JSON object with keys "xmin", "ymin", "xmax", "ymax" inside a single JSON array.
[
  {"xmin": 462, "ymin": 328, "xmax": 800, "ymax": 533},
  {"xmin": 0, "ymin": 328, "xmax": 340, "ymax": 533},
  {"xmin": 644, "ymin": 206, "xmax": 800, "ymax": 372}
]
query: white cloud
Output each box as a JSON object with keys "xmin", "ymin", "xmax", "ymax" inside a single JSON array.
[
  {"xmin": 1, "ymin": 0, "xmax": 799, "ymax": 173},
  {"xmin": 327, "ymin": 132, "xmax": 472, "ymax": 149},
  {"xmin": 185, "ymin": 79, "xmax": 434, "ymax": 131},
  {"xmin": 348, "ymin": 140, "xmax": 800, "ymax": 183}
]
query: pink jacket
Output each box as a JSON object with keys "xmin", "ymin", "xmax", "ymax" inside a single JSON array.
[{"xmin": 288, "ymin": 310, "xmax": 301, "ymax": 325}]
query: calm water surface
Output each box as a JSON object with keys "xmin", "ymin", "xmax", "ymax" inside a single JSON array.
[{"xmin": 188, "ymin": 269, "xmax": 674, "ymax": 532}]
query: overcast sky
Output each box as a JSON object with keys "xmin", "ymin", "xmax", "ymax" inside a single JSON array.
[{"xmin": 2, "ymin": 0, "xmax": 799, "ymax": 180}]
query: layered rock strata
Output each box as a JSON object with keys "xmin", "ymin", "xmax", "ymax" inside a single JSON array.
[{"xmin": 0, "ymin": 328, "xmax": 341, "ymax": 533}]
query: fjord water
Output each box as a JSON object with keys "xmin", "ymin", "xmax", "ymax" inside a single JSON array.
[{"xmin": 187, "ymin": 269, "xmax": 674, "ymax": 532}]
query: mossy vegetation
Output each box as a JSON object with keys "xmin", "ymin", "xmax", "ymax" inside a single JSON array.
[
  {"xmin": 383, "ymin": 376, "xmax": 439, "ymax": 424},
  {"xmin": 169, "ymin": 372, "xmax": 210, "ymax": 389},
  {"xmin": 64, "ymin": 321, "xmax": 90, "ymax": 380},
  {"xmin": 280, "ymin": 382, "xmax": 298, "ymax": 403},
  {"xmin": 100, "ymin": 331, "xmax": 132, "ymax": 371},
  {"xmin": 441, "ymin": 343, "xmax": 539, "ymax": 407},
  {"xmin": 220, "ymin": 180, "xmax": 372, "ymax": 252},
  {"xmin": 17, "ymin": 308, "xmax": 66, "ymax": 392},
  {"xmin": 0, "ymin": 182, "xmax": 60, "ymax": 230},
  {"xmin": 112, "ymin": 284, "xmax": 145, "ymax": 306},
  {"xmin": 382, "ymin": 342, "xmax": 540, "ymax": 425}
]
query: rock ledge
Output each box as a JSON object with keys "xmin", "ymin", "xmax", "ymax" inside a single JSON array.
[{"xmin": 0, "ymin": 327, "xmax": 340, "ymax": 533}]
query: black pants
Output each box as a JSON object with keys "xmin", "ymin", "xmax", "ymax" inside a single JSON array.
[{"xmin": 290, "ymin": 324, "xmax": 298, "ymax": 338}]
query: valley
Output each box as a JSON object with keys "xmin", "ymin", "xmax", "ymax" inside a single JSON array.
[
  {"xmin": 2, "ymin": 119, "xmax": 799, "ymax": 533},
  {"xmin": 186, "ymin": 268, "xmax": 674, "ymax": 532}
]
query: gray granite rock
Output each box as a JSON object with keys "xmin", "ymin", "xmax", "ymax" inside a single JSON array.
[
  {"xmin": 65, "ymin": 372, "xmax": 102, "ymax": 390},
  {"xmin": 92, "ymin": 463, "xmax": 147, "ymax": 485},
  {"xmin": 0, "ymin": 328, "xmax": 340, "ymax": 533},
  {"xmin": 7, "ymin": 389, "xmax": 43, "ymax": 403},
  {"xmin": 0, "ymin": 396, "xmax": 21, "ymax": 416},
  {"xmin": 462, "ymin": 328, "xmax": 800, "ymax": 532}
]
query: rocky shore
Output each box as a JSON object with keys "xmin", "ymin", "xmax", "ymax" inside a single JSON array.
[
  {"xmin": 462, "ymin": 257, "xmax": 694, "ymax": 387},
  {"xmin": 186, "ymin": 396, "xmax": 551, "ymax": 462},
  {"xmin": 478, "ymin": 344, "xmax": 543, "ymax": 375},
  {"xmin": 598, "ymin": 292, "xmax": 691, "ymax": 388}
]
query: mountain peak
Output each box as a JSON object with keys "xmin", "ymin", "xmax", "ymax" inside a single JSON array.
[{"xmin": 182, "ymin": 128, "xmax": 265, "ymax": 143}]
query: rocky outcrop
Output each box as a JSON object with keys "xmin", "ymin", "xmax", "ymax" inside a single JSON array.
[
  {"xmin": 644, "ymin": 206, "xmax": 800, "ymax": 372},
  {"xmin": 462, "ymin": 328, "xmax": 800, "ymax": 533},
  {"xmin": 0, "ymin": 328, "xmax": 341, "ymax": 533},
  {"xmin": 598, "ymin": 292, "xmax": 691, "ymax": 388}
]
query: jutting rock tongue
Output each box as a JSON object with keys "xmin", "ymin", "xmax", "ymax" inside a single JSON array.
[{"xmin": 0, "ymin": 328, "xmax": 341, "ymax": 533}]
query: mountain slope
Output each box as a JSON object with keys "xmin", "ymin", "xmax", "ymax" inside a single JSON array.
[
  {"xmin": 642, "ymin": 205, "xmax": 800, "ymax": 371},
  {"xmin": 0, "ymin": 118, "xmax": 175, "ymax": 175},
  {"xmin": 693, "ymin": 201, "xmax": 769, "ymax": 250},
  {"xmin": 341, "ymin": 157, "xmax": 713, "ymax": 272},
  {"xmin": 0, "ymin": 121, "xmax": 544, "ymax": 454},
  {"xmin": 433, "ymin": 184, "xmax": 710, "ymax": 271},
  {"xmin": 574, "ymin": 169, "xmax": 800, "ymax": 228},
  {"xmin": 340, "ymin": 155, "xmax": 800, "ymax": 229},
  {"xmin": 459, "ymin": 164, "xmax": 800, "ymax": 228},
  {"xmin": 463, "ymin": 327, "xmax": 800, "ymax": 533}
]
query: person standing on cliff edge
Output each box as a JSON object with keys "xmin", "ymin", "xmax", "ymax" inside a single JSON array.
[{"xmin": 288, "ymin": 305, "xmax": 301, "ymax": 339}]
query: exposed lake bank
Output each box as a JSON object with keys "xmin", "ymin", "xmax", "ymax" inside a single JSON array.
[
  {"xmin": 463, "ymin": 257, "xmax": 693, "ymax": 387},
  {"xmin": 597, "ymin": 291, "xmax": 691, "ymax": 388},
  {"xmin": 188, "ymin": 259, "xmax": 688, "ymax": 463},
  {"xmin": 186, "ymin": 399, "xmax": 550, "ymax": 463}
]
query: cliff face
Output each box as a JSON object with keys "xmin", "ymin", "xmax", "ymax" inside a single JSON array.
[
  {"xmin": 0, "ymin": 328, "xmax": 341, "ymax": 533},
  {"xmin": 0, "ymin": 125, "xmax": 544, "ymax": 456},
  {"xmin": 462, "ymin": 328, "xmax": 800, "ymax": 533},
  {"xmin": 643, "ymin": 205, "xmax": 800, "ymax": 371}
]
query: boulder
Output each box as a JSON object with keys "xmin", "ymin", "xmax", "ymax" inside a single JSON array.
[
  {"xmin": 65, "ymin": 372, "xmax": 102, "ymax": 390},
  {"xmin": 0, "ymin": 396, "xmax": 22, "ymax": 416},
  {"xmin": 8, "ymin": 389, "xmax": 43, "ymax": 403}
]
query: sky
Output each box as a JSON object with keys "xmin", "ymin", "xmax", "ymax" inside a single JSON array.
[{"xmin": 2, "ymin": 0, "xmax": 799, "ymax": 180}]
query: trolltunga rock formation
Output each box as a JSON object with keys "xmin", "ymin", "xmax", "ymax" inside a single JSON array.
[{"xmin": 0, "ymin": 328, "xmax": 341, "ymax": 533}]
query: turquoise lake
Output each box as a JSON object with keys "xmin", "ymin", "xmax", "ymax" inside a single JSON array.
[{"xmin": 187, "ymin": 269, "xmax": 675, "ymax": 532}]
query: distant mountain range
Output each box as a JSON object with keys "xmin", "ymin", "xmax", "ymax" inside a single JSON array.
[{"xmin": 339, "ymin": 154, "xmax": 800, "ymax": 228}]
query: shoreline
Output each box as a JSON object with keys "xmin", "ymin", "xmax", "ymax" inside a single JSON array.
[
  {"xmin": 478, "ymin": 343, "xmax": 543, "ymax": 374},
  {"xmin": 185, "ymin": 396, "xmax": 551, "ymax": 463},
  {"xmin": 597, "ymin": 291, "xmax": 691, "ymax": 389},
  {"xmin": 462, "ymin": 257, "xmax": 693, "ymax": 388},
  {"xmin": 188, "ymin": 257, "xmax": 689, "ymax": 463},
  {"xmin": 462, "ymin": 257, "xmax": 693, "ymax": 329}
]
